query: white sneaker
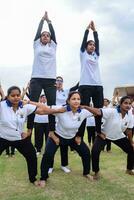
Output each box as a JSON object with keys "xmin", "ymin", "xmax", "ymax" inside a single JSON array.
[
  {"xmin": 61, "ymin": 166, "xmax": 71, "ymax": 173},
  {"xmin": 48, "ymin": 168, "xmax": 54, "ymax": 174},
  {"xmin": 36, "ymin": 152, "xmax": 41, "ymax": 156}
]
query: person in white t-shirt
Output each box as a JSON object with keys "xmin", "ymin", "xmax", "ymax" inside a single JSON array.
[
  {"xmin": 34, "ymin": 94, "xmax": 49, "ymax": 155},
  {"xmin": 0, "ymin": 86, "xmax": 64, "ymax": 185},
  {"xmin": 81, "ymin": 96, "xmax": 134, "ymax": 179},
  {"xmin": 86, "ymin": 115, "xmax": 96, "ymax": 146},
  {"xmin": 27, "ymin": 11, "xmax": 57, "ymax": 139},
  {"xmin": 38, "ymin": 91, "xmax": 94, "ymax": 188},
  {"xmin": 102, "ymin": 98, "xmax": 112, "ymax": 152},
  {"xmin": 48, "ymin": 76, "xmax": 79, "ymax": 174},
  {"xmin": 78, "ymin": 20, "xmax": 103, "ymax": 141}
]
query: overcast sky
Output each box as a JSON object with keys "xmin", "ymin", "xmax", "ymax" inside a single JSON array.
[{"xmin": 0, "ymin": 0, "xmax": 134, "ymax": 98}]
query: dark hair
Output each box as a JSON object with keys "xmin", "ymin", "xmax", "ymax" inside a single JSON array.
[
  {"xmin": 40, "ymin": 94, "xmax": 45, "ymax": 98},
  {"xmin": 56, "ymin": 76, "xmax": 63, "ymax": 81},
  {"xmin": 104, "ymin": 98, "xmax": 110, "ymax": 104},
  {"xmin": 85, "ymin": 40, "xmax": 95, "ymax": 49},
  {"xmin": 66, "ymin": 91, "xmax": 81, "ymax": 103},
  {"xmin": 7, "ymin": 86, "xmax": 21, "ymax": 96},
  {"xmin": 119, "ymin": 96, "xmax": 131, "ymax": 105},
  {"xmin": 41, "ymin": 31, "xmax": 51, "ymax": 38}
]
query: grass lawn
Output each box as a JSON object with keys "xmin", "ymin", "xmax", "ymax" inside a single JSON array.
[{"xmin": 0, "ymin": 139, "xmax": 133, "ymax": 200}]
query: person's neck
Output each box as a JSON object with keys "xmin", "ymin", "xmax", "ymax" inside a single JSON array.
[
  {"xmin": 12, "ymin": 105, "xmax": 18, "ymax": 112},
  {"xmin": 70, "ymin": 106, "xmax": 78, "ymax": 113},
  {"xmin": 120, "ymin": 108, "xmax": 127, "ymax": 118}
]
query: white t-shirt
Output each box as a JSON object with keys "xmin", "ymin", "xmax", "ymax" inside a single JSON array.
[
  {"xmin": 56, "ymin": 89, "xmax": 69, "ymax": 106},
  {"xmin": 86, "ymin": 116, "xmax": 95, "ymax": 127},
  {"xmin": 53, "ymin": 106, "xmax": 93, "ymax": 139},
  {"xmin": 79, "ymin": 51, "xmax": 102, "ymax": 86},
  {"xmin": 101, "ymin": 108, "xmax": 133, "ymax": 140},
  {"xmin": 0, "ymin": 101, "xmax": 36, "ymax": 141},
  {"xmin": 31, "ymin": 39, "xmax": 57, "ymax": 79},
  {"xmin": 34, "ymin": 102, "xmax": 48, "ymax": 123}
]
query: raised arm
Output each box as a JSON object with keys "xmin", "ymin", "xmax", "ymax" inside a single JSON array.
[
  {"xmin": 69, "ymin": 82, "xmax": 79, "ymax": 92},
  {"xmin": 80, "ymin": 23, "xmax": 90, "ymax": 52},
  {"xmin": 90, "ymin": 21, "xmax": 99, "ymax": 56},
  {"xmin": 0, "ymin": 85, "xmax": 5, "ymax": 100},
  {"xmin": 34, "ymin": 15, "xmax": 45, "ymax": 41},
  {"xmin": 21, "ymin": 82, "xmax": 30, "ymax": 100},
  {"xmin": 45, "ymin": 11, "xmax": 57, "ymax": 43}
]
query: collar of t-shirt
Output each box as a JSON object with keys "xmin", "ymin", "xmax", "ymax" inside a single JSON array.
[
  {"xmin": 65, "ymin": 105, "xmax": 81, "ymax": 113},
  {"xmin": 6, "ymin": 100, "xmax": 23, "ymax": 108}
]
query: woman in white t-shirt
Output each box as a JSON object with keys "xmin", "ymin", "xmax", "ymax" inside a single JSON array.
[
  {"xmin": 38, "ymin": 91, "xmax": 94, "ymax": 188},
  {"xmin": 0, "ymin": 86, "xmax": 64, "ymax": 185},
  {"xmin": 27, "ymin": 11, "xmax": 57, "ymax": 138},
  {"xmin": 81, "ymin": 96, "xmax": 134, "ymax": 179},
  {"xmin": 78, "ymin": 20, "xmax": 103, "ymax": 141}
]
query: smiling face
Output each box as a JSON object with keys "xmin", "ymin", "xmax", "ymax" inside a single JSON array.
[
  {"xmin": 7, "ymin": 89, "xmax": 21, "ymax": 106},
  {"xmin": 67, "ymin": 93, "xmax": 81, "ymax": 110},
  {"xmin": 120, "ymin": 98, "xmax": 131, "ymax": 112},
  {"xmin": 40, "ymin": 31, "xmax": 51, "ymax": 44}
]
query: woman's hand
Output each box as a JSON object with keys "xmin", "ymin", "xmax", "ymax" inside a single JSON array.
[
  {"xmin": 49, "ymin": 131, "xmax": 60, "ymax": 145},
  {"xmin": 75, "ymin": 136, "xmax": 81, "ymax": 145},
  {"xmin": 90, "ymin": 20, "xmax": 96, "ymax": 31},
  {"xmin": 98, "ymin": 132, "xmax": 106, "ymax": 140}
]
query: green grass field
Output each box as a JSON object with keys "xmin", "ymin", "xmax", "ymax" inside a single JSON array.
[{"xmin": 0, "ymin": 140, "xmax": 133, "ymax": 200}]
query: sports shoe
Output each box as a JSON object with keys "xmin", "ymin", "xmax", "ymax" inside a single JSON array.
[
  {"xmin": 61, "ymin": 166, "xmax": 71, "ymax": 173},
  {"xmin": 48, "ymin": 168, "xmax": 54, "ymax": 174}
]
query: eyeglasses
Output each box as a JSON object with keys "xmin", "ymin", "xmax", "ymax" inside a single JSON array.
[{"xmin": 56, "ymin": 79, "xmax": 63, "ymax": 83}]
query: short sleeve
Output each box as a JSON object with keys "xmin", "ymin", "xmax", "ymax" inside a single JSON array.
[
  {"xmin": 82, "ymin": 109, "xmax": 93, "ymax": 119},
  {"xmin": 24, "ymin": 104, "xmax": 37, "ymax": 116},
  {"xmin": 101, "ymin": 108, "xmax": 114, "ymax": 119},
  {"xmin": 127, "ymin": 112, "xmax": 134, "ymax": 129}
]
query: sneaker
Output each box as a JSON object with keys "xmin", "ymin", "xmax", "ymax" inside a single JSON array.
[
  {"xmin": 48, "ymin": 168, "xmax": 54, "ymax": 174},
  {"xmin": 36, "ymin": 152, "xmax": 41, "ymax": 156},
  {"xmin": 61, "ymin": 166, "xmax": 71, "ymax": 173},
  {"xmin": 126, "ymin": 169, "xmax": 134, "ymax": 175}
]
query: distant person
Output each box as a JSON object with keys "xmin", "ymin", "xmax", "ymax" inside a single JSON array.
[
  {"xmin": 34, "ymin": 94, "xmax": 49, "ymax": 155},
  {"xmin": 102, "ymin": 98, "xmax": 112, "ymax": 152}
]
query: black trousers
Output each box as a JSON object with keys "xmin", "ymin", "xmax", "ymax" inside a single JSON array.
[
  {"xmin": 102, "ymin": 140, "xmax": 111, "ymax": 151},
  {"xmin": 92, "ymin": 136, "xmax": 134, "ymax": 173},
  {"xmin": 78, "ymin": 85, "xmax": 104, "ymax": 139},
  {"xmin": 34, "ymin": 122, "xmax": 49, "ymax": 152},
  {"xmin": 86, "ymin": 126, "xmax": 96, "ymax": 144},
  {"xmin": 0, "ymin": 137, "xmax": 37, "ymax": 183},
  {"xmin": 40, "ymin": 136, "xmax": 90, "ymax": 180},
  {"xmin": 6, "ymin": 146, "xmax": 15, "ymax": 155},
  {"xmin": 49, "ymin": 145, "xmax": 69, "ymax": 168},
  {"xmin": 27, "ymin": 78, "xmax": 56, "ymax": 131}
]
